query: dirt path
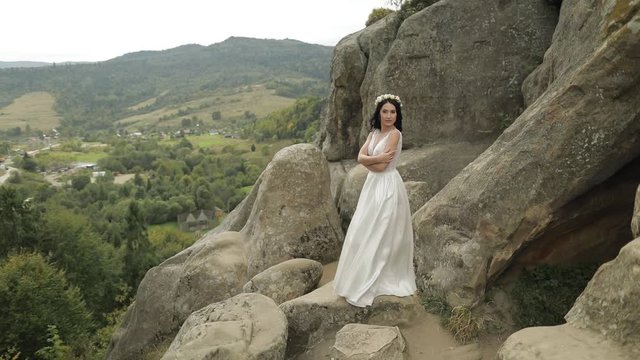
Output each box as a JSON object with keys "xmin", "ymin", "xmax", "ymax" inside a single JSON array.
[{"xmin": 299, "ymin": 262, "xmax": 503, "ymax": 360}]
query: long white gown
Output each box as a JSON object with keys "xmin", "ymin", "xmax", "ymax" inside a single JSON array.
[{"xmin": 333, "ymin": 129, "xmax": 417, "ymax": 307}]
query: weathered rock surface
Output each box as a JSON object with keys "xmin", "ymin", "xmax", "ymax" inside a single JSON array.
[
  {"xmin": 498, "ymin": 238, "xmax": 640, "ymax": 359},
  {"xmin": 241, "ymin": 143, "xmax": 344, "ymax": 277},
  {"xmin": 413, "ymin": 0, "xmax": 640, "ymax": 305},
  {"xmin": 242, "ymin": 258, "xmax": 323, "ymax": 305},
  {"xmin": 337, "ymin": 142, "xmax": 492, "ymax": 230},
  {"xmin": 317, "ymin": 13, "xmax": 401, "ymax": 161},
  {"xmin": 331, "ymin": 324, "xmax": 406, "ymax": 360},
  {"xmin": 328, "ymin": 160, "xmax": 358, "ymax": 205},
  {"xmin": 161, "ymin": 293, "xmax": 287, "ymax": 360},
  {"xmin": 279, "ymin": 281, "xmax": 421, "ymax": 358},
  {"xmin": 510, "ymin": 159, "xmax": 640, "ymax": 268},
  {"xmin": 106, "ymin": 232, "xmax": 248, "ymax": 360},
  {"xmin": 319, "ymin": 0, "xmax": 557, "ymax": 160},
  {"xmin": 565, "ymin": 238, "xmax": 640, "ymax": 354},
  {"xmin": 497, "ymin": 324, "xmax": 631, "ymax": 360},
  {"xmin": 404, "ymin": 181, "xmax": 432, "ymax": 215},
  {"xmin": 632, "ymin": 185, "xmax": 640, "ymax": 238}
]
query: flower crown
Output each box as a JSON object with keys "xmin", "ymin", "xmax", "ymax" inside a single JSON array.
[{"xmin": 374, "ymin": 94, "xmax": 402, "ymax": 107}]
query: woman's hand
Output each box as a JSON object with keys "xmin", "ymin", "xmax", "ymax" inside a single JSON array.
[{"xmin": 376, "ymin": 149, "xmax": 396, "ymax": 163}]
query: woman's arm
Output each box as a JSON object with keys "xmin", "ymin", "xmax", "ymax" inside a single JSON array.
[
  {"xmin": 365, "ymin": 130, "xmax": 400, "ymax": 172},
  {"xmin": 357, "ymin": 132, "xmax": 396, "ymax": 166}
]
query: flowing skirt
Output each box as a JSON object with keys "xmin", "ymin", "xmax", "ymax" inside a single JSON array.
[{"xmin": 333, "ymin": 169, "xmax": 417, "ymax": 307}]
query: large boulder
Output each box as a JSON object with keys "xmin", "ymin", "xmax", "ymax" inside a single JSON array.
[
  {"xmin": 320, "ymin": 0, "xmax": 557, "ymax": 158},
  {"xmin": 106, "ymin": 232, "xmax": 248, "ymax": 360},
  {"xmin": 279, "ymin": 282, "xmax": 421, "ymax": 358},
  {"xmin": 413, "ymin": 0, "xmax": 640, "ymax": 305},
  {"xmin": 364, "ymin": 0, "xmax": 556, "ymax": 149},
  {"xmin": 161, "ymin": 293, "xmax": 287, "ymax": 360},
  {"xmin": 498, "ymin": 238, "xmax": 640, "ymax": 359},
  {"xmin": 241, "ymin": 143, "xmax": 344, "ymax": 277},
  {"xmin": 317, "ymin": 13, "xmax": 402, "ymax": 161},
  {"xmin": 331, "ymin": 324, "xmax": 406, "ymax": 360},
  {"xmin": 497, "ymin": 324, "xmax": 631, "ymax": 360},
  {"xmin": 565, "ymin": 239, "xmax": 640, "ymax": 353},
  {"xmin": 242, "ymin": 258, "xmax": 323, "ymax": 305}
]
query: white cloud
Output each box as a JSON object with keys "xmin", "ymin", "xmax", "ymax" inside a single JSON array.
[{"xmin": 1, "ymin": 0, "xmax": 388, "ymax": 62}]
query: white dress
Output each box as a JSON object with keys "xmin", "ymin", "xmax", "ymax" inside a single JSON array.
[{"xmin": 333, "ymin": 129, "xmax": 417, "ymax": 307}]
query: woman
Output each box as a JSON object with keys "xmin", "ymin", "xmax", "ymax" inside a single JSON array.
[{"xmin": 333, "ymin": 94, "xmax": 417, "ymax": 307}]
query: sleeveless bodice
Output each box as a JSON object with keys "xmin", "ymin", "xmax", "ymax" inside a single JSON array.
[{"xmin": 368, "ymin": 129, "xmax": 402, "ymax": 171}]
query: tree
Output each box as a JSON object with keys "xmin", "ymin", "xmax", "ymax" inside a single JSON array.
[
  {"xmin": 122, "ymin": 201, "xmax": 156, "ymax": 289},
  {"xmin": 0, "ymin": 253, "xmax": 92, "ymax": 358},
  {"xmin": 366, "ymin": 8, "xmax": 394, "ymax": 26},
  {"xmin": 34, "ymin": 325, "xmax": 72, "ymax": 360},
  {"xmin": 70, "ymin": 174, "xmax": 91, "ymax": 191},
  {"xmin": 0, "ymin": 187, "xmax": 41, "ymax": 257},
  {"xmin": 211, "ymin": 111, "xmax": 221, "ymax": 120},
  {"xmin": 38, "ymin": 206, "xmax": 123, "ymax": 320},
  {"xmin": 19, "ymin": 153, "xmax": 38, "ymax": 172}
]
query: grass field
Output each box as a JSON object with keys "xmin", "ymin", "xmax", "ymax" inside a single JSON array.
[
  {"xmin": 116, "ymin": 85, "xmax": 295, "ymax": 131},
  {"xmin": 0, "ymin": 91, "xmax": 61, "ymax": 131}
]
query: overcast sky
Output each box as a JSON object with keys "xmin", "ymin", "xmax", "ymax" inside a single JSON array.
[{"xmin": 1, "ymin": 0, "xmax": 390, "ymax": 63}]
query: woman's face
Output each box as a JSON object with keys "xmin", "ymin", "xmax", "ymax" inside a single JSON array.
[{"xmin": 380, "ymin": 102, "xmax": 397, "ymax": 128}]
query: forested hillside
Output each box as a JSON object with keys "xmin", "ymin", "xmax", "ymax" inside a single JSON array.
[
  {"xmin": 0, "ymin": 37, "xmax": 333, "ymax": 359},
  {"xmin": 0, "ymin": 37, "xmax": 332, "ymax": 134}
]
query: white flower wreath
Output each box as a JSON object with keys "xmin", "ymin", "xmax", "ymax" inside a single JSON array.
[{"xmin": 374, "ymin": 94, "xmax": 402, "ymax": 107}]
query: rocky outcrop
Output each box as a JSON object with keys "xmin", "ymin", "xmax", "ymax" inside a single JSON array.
[
  {"xmin": 497, "ymin": 324, "xmax": 631, "ymax": 360},
  {"xmin": 565, "ymin": 239, "xmax": 640, "ymax": 354},
  {"xmin": 242, "ymin": 258, "xmax": 323, "ymax": 304},
  {"xmin": 317, "ymin": 13, "xmax": 402, "ymax": 161},
  {"xmin": 331, "ymin": 324, "xmax": 406, "ymax": 360},
  {"xmin": 319, "ymin": 0, "xmax": 557, "ymax": 159},
  {"xmin": 413, "ymin": 0, "xmax": 640, "ymax": 305},
  {"xmin": 106, "ymin": 232, "xmax": 248, "ymax": 360},
  {"xmin": 363, "ymin": 0, "xmax": 557, "ymax": 147},
  {"xmin": 632, "ymin": 185, "xmax": 640, "ymax": 238},
  {"xmin": 328, "ymin": 160, "xmax": 358, "ymax": 204},
  {"xmin": 161, "ymin": 293, "xmax": 287, "ymax": 360},
  {"xmin": 498, "ymin": 238, "xmax": 640, "ymax": 359},
  {"xmin": 240, "ymin": 143, "xmax": 344, "ymax": 277},
  {"xmin": 279, "ymin": 282, "xmax": 421, "ymax": 357}
]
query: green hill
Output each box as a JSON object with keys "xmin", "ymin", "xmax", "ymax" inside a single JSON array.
[{"xmin": 0, "ymin": 37, "xmax": 332, "ymax": 135}]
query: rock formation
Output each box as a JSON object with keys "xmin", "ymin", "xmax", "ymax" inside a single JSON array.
[
  {"xmin": 107, "ymin": 0, "xmax": 640, "ymax": 358},
  {"xmin": 161, "ymin": 293, "xmax": 287, "ymax": 360},
  {"xmin": 413, "ymin": 0, "xmax": 640, "ymax": 305},
  {"xmin": 106, "ymin": 232, "xmax": 248, "ymax": 360},
  {"xmin": 242, "ymin": 258, "xmax": 323, "ymax": 304},
  {"xmin": 331, "ymin": 324, "xmax": 406, "ymax": 360},
  {"xmin": 239, "ymin": 143, "xmax": 343, "ymax": 276},
  {"xmin": 280, "ymin": 282, "xmax": 421, "ymax": 357},
  {"xmin": 498, "ymin": 238, "xmax": 640, "ymax": 359}
]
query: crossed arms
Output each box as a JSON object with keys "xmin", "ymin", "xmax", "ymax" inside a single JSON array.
[{"xmin": 357, "ymin": 130, "xmax": 400, "ymax": 172}]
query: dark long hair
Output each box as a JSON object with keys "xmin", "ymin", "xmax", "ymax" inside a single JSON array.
[{"xmin": 369, "ymin": 98, "xmax": 403, "ymax": 132}]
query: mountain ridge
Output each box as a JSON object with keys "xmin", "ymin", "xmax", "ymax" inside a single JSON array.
[{"xmin": 0, "ymin": 37, "xmax": 333, "ymax": 134}]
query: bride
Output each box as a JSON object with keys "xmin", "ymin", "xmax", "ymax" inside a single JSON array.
[{"xmin": 333, "ymin": 94, "xmax": 417, "ymax": 307}]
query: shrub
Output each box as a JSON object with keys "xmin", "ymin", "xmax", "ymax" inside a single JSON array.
[
  {"xmin": 366, "ymin": 8, "xmax": 394, "ymax": 26},
  {"xmin": 421, "ymin": 292, "xmax": 481, "ymax": 343},
  {"xmin": 446, "ymin": 306, "xmax": 481, "ymax": 344},
  {"xmin": 511, "ymin": 263, "xmax": 599, "ymax": 328},
  {"xmin": 399, "ymin": 0, "xmax": 438, "ymax": 20}
]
